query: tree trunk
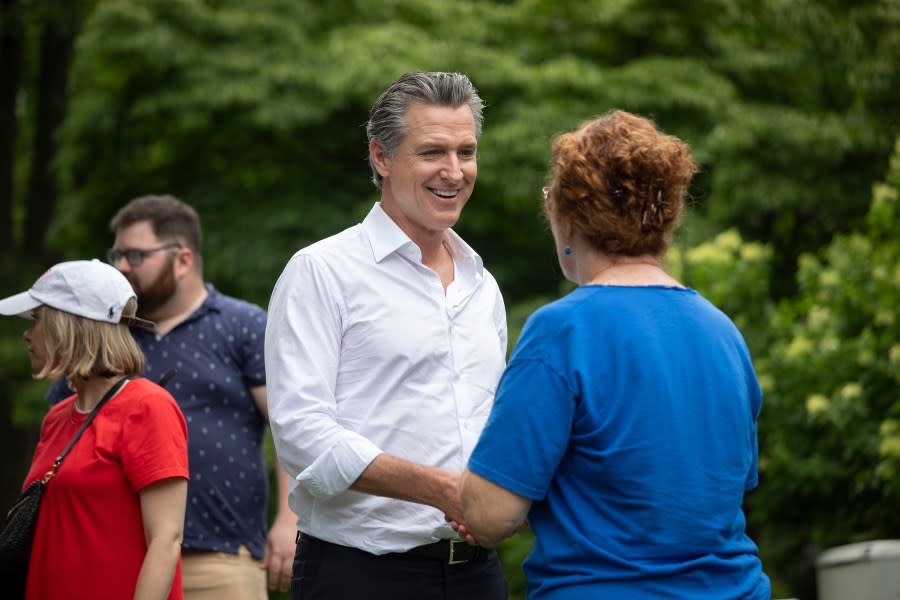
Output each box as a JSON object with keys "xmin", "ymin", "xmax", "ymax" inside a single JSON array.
[
  {"xmin": 22, "ymin": 10, "xmax": 78, "ymax": 259},
  {"xmin": 0, "ymin": 0, "xmax": 23, "ymax": 254}
]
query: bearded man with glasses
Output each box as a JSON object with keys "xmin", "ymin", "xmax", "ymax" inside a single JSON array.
[
  {"xmin": 104, "ymin": 241, "xmax": 183, "ymax": 317},
  {"xmin": 46, "ymin": 194, "xmax": 298, "ymax": 599}
]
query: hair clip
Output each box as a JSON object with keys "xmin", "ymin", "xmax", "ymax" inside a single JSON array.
[{"xmin": 642, "ymin": 201, "xmax": 659, "ymax": 226}]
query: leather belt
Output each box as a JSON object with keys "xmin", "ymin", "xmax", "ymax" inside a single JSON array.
[
  {"xmin": 400, "ymin": 538, "xmax": 483, "ymax": 565},
  {"xmin": 297, "ymin": 533, "xmax": 483, "ymax": 565}
]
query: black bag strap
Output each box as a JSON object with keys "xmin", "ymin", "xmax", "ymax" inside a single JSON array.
[
  {"xmin": 158, "ymin": 368, "xmax": 176, "ymax": 388},
  {"xmin": 42, "ymin": 375, "xmax": 132, "ymax": 483}
]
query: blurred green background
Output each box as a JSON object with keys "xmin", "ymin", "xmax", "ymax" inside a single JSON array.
[{"xmin": 2, "ymin": 1, "xmax": 899, "ymax": 598}]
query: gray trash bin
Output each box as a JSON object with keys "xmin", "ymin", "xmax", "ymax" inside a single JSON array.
[{"xmin": 815, "ymin": 540, "xmax": 900, "ymax": 600}]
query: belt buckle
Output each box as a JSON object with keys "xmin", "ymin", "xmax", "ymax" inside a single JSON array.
[{"xmin": 448, "ymin": 539, "xmax": 469, "ymax": 565}]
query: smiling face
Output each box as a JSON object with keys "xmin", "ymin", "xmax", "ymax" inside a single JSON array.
[{"xmin": 372, "ymin": 102, "xmax": 478, "ymax": 246}]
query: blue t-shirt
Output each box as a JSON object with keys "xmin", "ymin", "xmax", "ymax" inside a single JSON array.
[
  {"xmin": 47, "ymin": 285, "xmax": 270, "ymax": 558},
  {"xmin": 468, "ymin": 285, "xmax": 770, "ymax": 600}
]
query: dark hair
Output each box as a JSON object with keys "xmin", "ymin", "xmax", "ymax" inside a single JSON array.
[
  {"xmin": 543, "ymin": 110, "xmax": 697, "ymax": 256},
  {"xmin": 110, "ymin": 194, "xmax": 202, "ymax": 255},
  {"xmin": 366, "ymin": 71, "xmax": 484, "ymax": 189}
]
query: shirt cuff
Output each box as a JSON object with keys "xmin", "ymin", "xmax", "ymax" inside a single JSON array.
[{"xmin": 297, "ymin": 436, "xmax": 383, "ymax": 497}]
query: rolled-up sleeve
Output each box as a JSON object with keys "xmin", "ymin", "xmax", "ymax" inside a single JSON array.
[{"xmin": 265, "ymin": 252, "xmax": 382, "ymax": 498}]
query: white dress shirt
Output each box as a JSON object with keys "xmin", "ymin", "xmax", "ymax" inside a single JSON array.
[{"xmin": 265, "ymin": 202, "xmax": 507, "ymax": 554}]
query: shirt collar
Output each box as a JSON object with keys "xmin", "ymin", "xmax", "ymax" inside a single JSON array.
[
  {"xmin": 136, "ymin": 284, "xmax": 222, "ymax": 341},
  {"xmin": 166, "ymin": 284, "xmax": 221, "ymax": 326},
  {"xmin": 199, "ymin": 284, "xmax": 223, "ymax": 312},
  {"xmin": 362, "ymin": 202, "xmax": 415, "ymax": 263},
  {"xmin": 361, "ymin": 202, "xmax": 484, "ymax": 276}
]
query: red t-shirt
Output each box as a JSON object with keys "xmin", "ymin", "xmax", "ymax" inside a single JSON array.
[{"xmin": 23, "ymin": 377, "xmax": 189, "ymax": 600}]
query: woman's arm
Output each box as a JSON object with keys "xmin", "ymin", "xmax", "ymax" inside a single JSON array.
[
  {"xmin": 458, "ymin": 468, "xmax": 531, "ymax": 548},
  {"xmin": 134, "ymin": 477, "xmax": 188, "ymax": 600}
]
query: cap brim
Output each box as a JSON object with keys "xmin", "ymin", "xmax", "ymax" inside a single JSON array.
[
  {"xmin": 121, "ymin": 315, "xmax": 157, "ymax": 332},
  {"xmin": 0, "ymin": 291, "xmax": 41, "ymax": 319}
]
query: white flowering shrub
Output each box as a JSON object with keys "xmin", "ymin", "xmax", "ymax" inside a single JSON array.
[{"xmin": 747, "ymin": 139, "xmax": 900, "ymax": 595}]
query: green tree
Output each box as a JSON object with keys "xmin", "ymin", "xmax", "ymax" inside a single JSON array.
[
  {"xmin": 51, "ymin": 0, "xmax": 899, "ymax": 304},
  {"xmin": 0, "ymin": 0, "xmax": 94, "ymax": 510}
]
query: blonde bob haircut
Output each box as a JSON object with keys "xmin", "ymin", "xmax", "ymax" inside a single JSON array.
[{"xmin": 33, "ymin": 298, "xmax": 145, "ymax": 381}]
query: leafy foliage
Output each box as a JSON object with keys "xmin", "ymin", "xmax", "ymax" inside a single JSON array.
[
  {"xmin": 49, "ymin": 0, "xmax": 900, "ymax": 306},
  {"xmin": 745, "ymin": 138, "xmax": 900, "ymax": 595}
]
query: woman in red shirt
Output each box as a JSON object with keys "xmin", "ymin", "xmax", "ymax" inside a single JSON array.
[{"xmin": 0, "ymin": 260, "xmax": 189, "ymax": 600}]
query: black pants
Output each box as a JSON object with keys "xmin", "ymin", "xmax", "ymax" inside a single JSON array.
[{"xmin": 291, "ymin": 535, "xmax": 508, "ymax": 600}]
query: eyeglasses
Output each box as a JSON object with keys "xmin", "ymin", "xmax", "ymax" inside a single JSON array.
[{"xmin": 106, "ymin": 243, "xmax": 181, "ymax": 266}]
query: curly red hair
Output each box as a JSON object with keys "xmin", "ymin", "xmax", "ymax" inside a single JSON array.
[{"xmin": 543, "ymin": 110, "xmax": 697, "ymax": 256}]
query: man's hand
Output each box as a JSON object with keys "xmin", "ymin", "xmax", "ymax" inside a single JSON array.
[{"xmin": 261, "ymin": 512, "xmax": 296, "ymax": 592}]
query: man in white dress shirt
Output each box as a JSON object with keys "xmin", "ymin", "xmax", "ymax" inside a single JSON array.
[{"xmin": 264, "ymin": 72, "xmax": 509, "ymax": 599}]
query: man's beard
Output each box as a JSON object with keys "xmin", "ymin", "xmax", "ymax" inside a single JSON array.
[{"xmin": 128, "ymin": 258, "xmax": 177, "ymax": 317}]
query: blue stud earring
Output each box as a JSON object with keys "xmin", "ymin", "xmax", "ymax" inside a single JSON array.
[{"xmin": 564, "ymin": 247, "xmax": 573, "ymax": 256}]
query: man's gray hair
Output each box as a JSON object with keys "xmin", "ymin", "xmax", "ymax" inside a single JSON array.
[{"xmin": 366, "ymin": 71, "xmax": 485, "ymax": 189}]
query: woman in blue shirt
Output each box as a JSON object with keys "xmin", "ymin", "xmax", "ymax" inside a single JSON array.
[{"xmin": 457, "ymin": 110, "xmax": 770, "ymax": 599}]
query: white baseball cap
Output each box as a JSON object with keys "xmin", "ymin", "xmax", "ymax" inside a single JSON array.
[{"xmin": 0, "ymin": 259, "xmax": 155, "ymax": 331}]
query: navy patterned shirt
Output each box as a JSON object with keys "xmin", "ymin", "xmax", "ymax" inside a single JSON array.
[{"xmin": 47, "ymin": 285, "xmax": 270, "ymax": 557}]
